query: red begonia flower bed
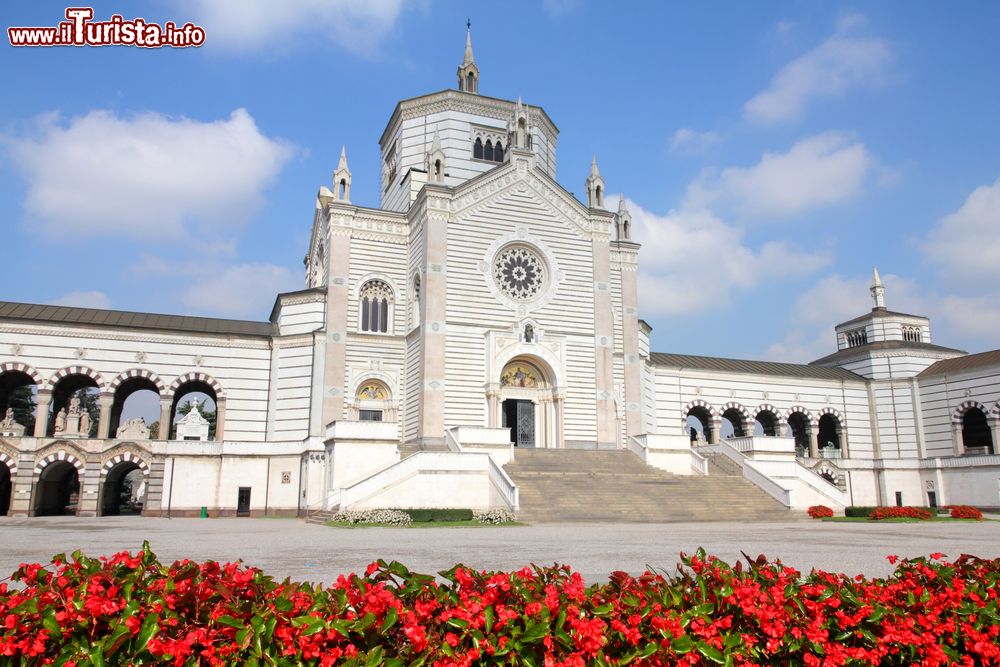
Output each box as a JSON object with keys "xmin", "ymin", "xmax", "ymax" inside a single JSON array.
[
  {"xmin": 807, "ymin": 505, "xmax": 834, "ymax": 519},
  {"xmin": 1, "ymin": 545, "xmax": 999, "ymax": 665},
  {"xmin": 949, "ymin": 505, "xmax": 984, "ymax": 520},
  {"xmin": 868, "ymin": 506, "xmax": 934, "ymax": 520}
]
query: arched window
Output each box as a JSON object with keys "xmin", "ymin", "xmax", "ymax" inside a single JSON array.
[
  {"xmin": 494, "ymin": 141, "xmax": 504, "ymax": 162},
  {"xmin": 846, "ymin": 329, "xmax": 868, "ymax": 348},
  {"xmin": 467, "ymin": 72, "xmax": 475, "ymax": 93},
  {"xmin": 903, "ymin": 326, "xmax": 922, "ymax": 343},
  {"xmin": 484, "ymin": 140, "xmax": 494, "ymax": 162},
  {"xmin": 473, "ymin": 138, "xmax": 483, "ymax": 160},
  {"xmin": 434, "ymin": 159, "xmax": 442, "ymax": 178},
  {"xmin": 359, "ymin": 280, "xmax": 393, "ymax": 334},
  {"xmin": 411, "ymin": 273, "xmax": 421, "ymax": 329},
  {"xmin": 595, "ymin": 185, "xmax": 604, "ymax": 207}
]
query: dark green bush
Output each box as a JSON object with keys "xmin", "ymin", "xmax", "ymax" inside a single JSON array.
[
  {"xmin": 401, "ymin": 508, "xmax": 474, "ymax": 522},
  {"xmin": 845, "ymin": 506, "xmax": 877, "ymax": 518}
]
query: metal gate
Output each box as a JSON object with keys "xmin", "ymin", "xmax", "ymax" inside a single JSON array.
[{"xmin": 516, "ymin": 400, "xmax": 535, "ymax": 448}]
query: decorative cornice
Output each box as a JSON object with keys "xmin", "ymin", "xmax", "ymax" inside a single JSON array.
[{"xmin": 0, "ymin": 325, "xmax": 271, "ymax": 350}]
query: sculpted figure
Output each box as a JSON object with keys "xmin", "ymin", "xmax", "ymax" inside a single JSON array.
[
  {"xmin": 55, "ymin": 408, "xmax": 67, "ymax": 433},
  {"xmin": 80, "ymin": 411, "xmax": 91, "ymax": 436},
  {"xmin": 69, "ymin": 396, "xmax": 81, "ymax": 415}
]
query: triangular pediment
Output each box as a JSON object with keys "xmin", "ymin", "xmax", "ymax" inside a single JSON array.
[{"xmin": 449, "ymin": 156, "xmax": 599, "ymax": 240}]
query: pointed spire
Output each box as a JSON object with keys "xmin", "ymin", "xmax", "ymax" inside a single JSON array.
[
  {"xmin": 617, "ymin": 194, "xmax": 628, "ymax": 214},
  {"xmin": 870, "ymin": 266, "xmax": 886, "ymax": 310},
  {"xmin": 332, "ymin": 145, "xmax": 352, "ymax": 203},
  {"xmin": 463, "ymin": 19, "xmax": 475, "ymax": 66},
  {"xmin": 585, "ymin": 156, "xmax": 606, "ymax": 208},
  {"xmin": 431, "ymin": 132, "xmax": 442, "ymax": 153},
  {"xmin": 590, "ymin": 155, "xmax": 601, "ymax": 178}
]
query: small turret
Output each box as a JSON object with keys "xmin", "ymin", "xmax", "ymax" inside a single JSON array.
[
  {"xmin": 425, "ymin": 132, "xmax": 446, "ymax": 183},
  {"xmin": 457, "ymin": 21, "xmax": 479, "ymax": 94},
  {"xmin": 585, "ymin": 156, "xmax": 606, "ymax": 209},
  {"xmin": 333, "ymin": 146, "xmax": 352, "ymax": 203},
  {"xmin": 870, "ymin": 266, "xmax": 885, "ymax": 310},
  {"xmin": 615, "ymin": 195, "xmax": 632, "ymax": 240}
]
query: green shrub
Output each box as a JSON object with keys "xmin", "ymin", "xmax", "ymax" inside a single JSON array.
[
  {"xmin": 845, "ymin": 506, "xmax": 877, "ymax": 518},
  {"xmin": 401, "ymin": 508, "xmax": 474, "ymax": 522}
]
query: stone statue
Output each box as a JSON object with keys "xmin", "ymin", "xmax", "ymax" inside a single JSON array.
[
  {"xmin": 55, "ymin": 408, "xmax": 67, "ymax": 433},
  {"xmin": 79, "ymin": 411, "xmax": 91, "ymax": 436},
  {"xmin": 524, "ymin": 324, "xmax": 534, "ymax": 343},
  {"xmin": 0, "ymin": 408, "xmax": 14, "ymax": 426},
  {"xmin": 68, "ymin": 396, "xmax": 81, "ymax": 415},
  {"xmin": 116, "ymin": 417, "xmax": 150, "ymax": 440},
  {"xmin": 0, "ymin": 408, "xmax": 25, "ymax": 436}
]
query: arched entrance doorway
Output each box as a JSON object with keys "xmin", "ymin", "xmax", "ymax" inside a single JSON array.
[
  {"xmin": 686, "ymin": 405, "xmax": 715, "ymax": 444},
  {"xmin": 787, "ymin": 412, "xmax": 811, "ymax": 456},
  {"xmin": 961, "ymin": 406, "xmax": 994, "ymax": 455},
  {"xmin": 817, "ymin": 414, "xmax": 842, "ymax": 457},
  {"xmin": 0, "ymin": 462, "xmax": 11, "ymax": 516},
  {"xmin": 100, "ymin": 462, "xmax": 145, "ymax": 516},
  {"xmin": 495, "ymin": 358, "xmax": 560, "ymax": 448},
  {"xmin": 34, "ymin": 461, "xmax": 80, "ymax": 516}
]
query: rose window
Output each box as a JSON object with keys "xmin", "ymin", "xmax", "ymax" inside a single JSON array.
[{"xmin": 493, "ymin": 246, "xmax": 546, "ymax": 301}]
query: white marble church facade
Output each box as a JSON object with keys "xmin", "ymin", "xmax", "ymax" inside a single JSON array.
[{"xmin": 1, "ymin": 33, "xmax": 999, "ymax": 518}]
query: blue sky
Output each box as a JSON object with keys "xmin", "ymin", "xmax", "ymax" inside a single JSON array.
[{"xmin": 2, "ymin": 1, "xmax": 999, "ymax": 363}]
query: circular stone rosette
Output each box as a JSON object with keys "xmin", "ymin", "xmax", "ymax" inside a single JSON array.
[{"xmin": 493, "ymin": 245, "xmax": 547, "ymax": 302}]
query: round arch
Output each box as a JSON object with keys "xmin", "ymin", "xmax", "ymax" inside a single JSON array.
[
  {"xmin": 753, "ymin": 403, "xmax": 781, "ymax": 436},
  {"xmin": 45, "ymin": 365, "xmax": 105, "ymax": 393},
  {"xmin": 99, "ymin": 450, "xmax": 149, "ymax": 516},
  {"xmin": 351, "ymin": 378, "xmax": 396, "ymax": 422},
  {"xmin": 46, "ymin": 368, "xmax": 103, "ymax": 437},
  {"xmin": 169, "ymin": 372, "xmax": 224, "ymax": 441},
  {"xmin": 953, "ymin": 400, "xmax": 994, "ymax": 455},
  {"xmin": 108, "ymin": 370, "xmax": 164, "ymax": 438},
  {"xmin": 109, "ymin": 368, "xmax": 165, "ymax": 395},
  {"xmin": 492, "ymin": 355, "xmax": 562, "ymax": 449},
  {"xmin": 683, "ymin": 399, "xmax": 717, "ymax": 444},
  {"xmin": 32, "ymin": 449, "xmax": 85, "ymax": 517},
  {"xmin": 0, "ymin": 361, "xmax": 44, "ymax": 387},
  {"xmin": 0, "ymin": 363, "xmax": 43, "ymax": 436},
  {"xmin": 0, "ymin": 449, "xmax": 17, "ymax": 517},
  {"xmin": 719, "ymin": 402, "xmax": 752, "ymax": 438},
  {"xmin": 785, "ymin": 407, "xmax": 814, "ymax": 456},
  {"xmin": 168, "ymin": 372, "xmax": 224, "ymax": 399}
]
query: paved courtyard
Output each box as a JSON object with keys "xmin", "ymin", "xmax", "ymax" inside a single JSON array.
[{"xmin": 1, "ymin": 516, "xmax": 998, "ymax": 584}]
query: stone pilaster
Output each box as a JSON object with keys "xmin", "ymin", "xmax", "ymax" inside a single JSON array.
[
  {"xmin": 321, "ymin": 219, "xmax": 352, "ymax": 429},
  {"xmin": 615, "ymin": 242, "xmax": 643, "ymax": 440},
  {"xmin": 215, "ymin": 398, "xmax": 227, "ymax": 442},
  {"xmin": 419, "ymin": 191, "xmax": 450, "ymax": 444},
  {"xmin": 591, "ymin": 225, "xmax": 617, "ymax": 448}
]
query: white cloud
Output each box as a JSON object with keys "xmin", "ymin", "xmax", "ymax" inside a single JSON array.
[
  {"xmin": 7, "ymin": 108, "xmax": 293, "ymax": 242},
  {"xmin": 629, "ymin": 200, "xmax": 831, "ymax": 317},
  {"xmin": 181, "ymin": 262, "xmax": 298, "ymax": 318},
  {"xmin": 184, "ymin": 0, "xmax": 409, "ymax": 55},
  {"xmin": 744, "ymin": 15, "xmax": 893, "ymax": 124},
  {"xmin": 51, "ymin": 290, "xmax": 112, "ymax": 310},
  {"xmin": 923, "ymin": 176, "xmax": 1000, "ymax": 281},
  {"xmin": 685, "ymin": 132, "xmax": 873, "ymax": 217},
  {"xmin": 669, "ymin": 128, "xmax": 721, "ymax": 155}
]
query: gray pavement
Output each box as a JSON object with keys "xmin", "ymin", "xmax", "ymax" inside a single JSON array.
[{"xmin": 1, "ymin": 516, "xmax": 998, "ymax": 584}]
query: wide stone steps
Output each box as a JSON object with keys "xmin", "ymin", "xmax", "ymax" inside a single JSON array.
[{"xmin": 504, "ymin": 449, "xmax": 794, "ymax": 523}]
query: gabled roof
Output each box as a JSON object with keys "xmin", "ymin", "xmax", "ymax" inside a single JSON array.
[
  {"xmin": 836, "ymin": 308, "xmax": 928, "ymax": 329},
  {"xmin": 649, "ymin": 352, "xmax": 863, "ymax": 381},
  {"xmin": 0, "ymin": 301, "xmax": 274, "ymax": 338},
  {"xmin": 810, "ymin": 340, "xmax": 966, "ymax": 366},
  {"xmin": 918, "ymin": 349, "xmax": 1000, "ymax": 377}
]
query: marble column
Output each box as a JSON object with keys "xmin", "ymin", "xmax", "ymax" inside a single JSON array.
[
  {"xmin": 808, "ymin": 429, "xmax": 820, "ymax": 459},
  {"xmin": 34, "ymin": 390, "xmax": 51, "ymax": 437},
  {"xmin": 158, "ymin": 399, "xmax": 172, "ymax": 439},
  {"xmin": 97, "ymin": 392, "xmax": 114, "ymax": 439}
]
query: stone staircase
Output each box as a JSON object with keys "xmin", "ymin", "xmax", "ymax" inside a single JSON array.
[{"xmin": 503, "ymin": 449, "xmax": 795, "ymax": 523}]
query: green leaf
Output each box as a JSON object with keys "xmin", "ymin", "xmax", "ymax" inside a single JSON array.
[
  {"xmin": 41, "ymin": 607, "xmax": 62, "ymax": 637},
  {"xmin": 672, "ymin": 635, "xmax": 695, "ymax": 653},
  {"xmin": 365, "ymin": 646, "xmax": 385, "ymax": 666},
  {"xmin": 216, "ymin": 615, "xmax": 247, "ymax": 629},
  {"xmin": 521, "ymin": 621, "xmax": 550, "ymax": 644},
  {"xmin": 135, "ymin": 614, "xmax": 159, "ymax": 652},
  {"xmin": 690, "ymin": 603, "xmax": 715, "ymax": 617},
  {"xmin": 381, "ymin": 607, "xmax": 399, "ymax": 633},
  {"xmin": 697, "ymin": 641, "xmax": 726, "ymax": 664}
]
